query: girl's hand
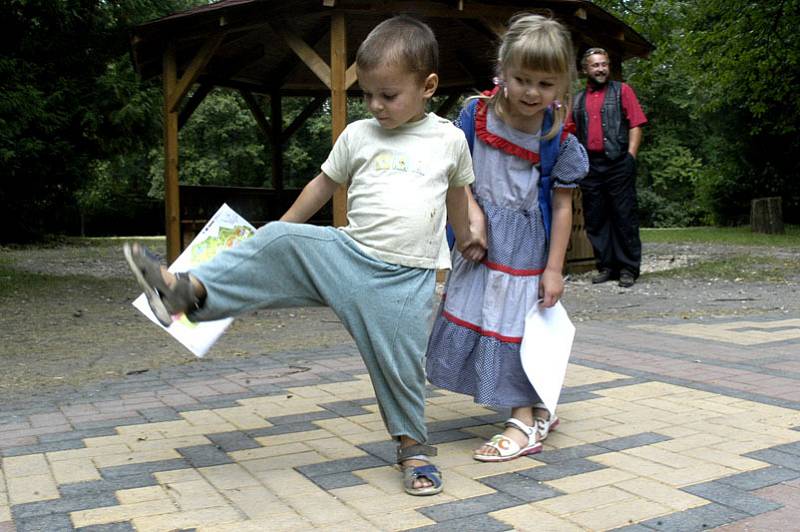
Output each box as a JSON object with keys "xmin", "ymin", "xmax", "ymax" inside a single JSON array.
[
  {"xmin": 538, "ymin": 268, "xmax": 564, "ymax": 308},
  {"xmin": 460, "ymin": 242, "xmax": 486, "ymax": 262}
]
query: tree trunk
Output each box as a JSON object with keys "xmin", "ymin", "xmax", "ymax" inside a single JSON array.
[{"xmin": 750, "ymin": 197, "xmax": 784, "ymax": 234}]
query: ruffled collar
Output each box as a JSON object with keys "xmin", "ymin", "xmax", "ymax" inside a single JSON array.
[{"xmin": 475, "ymin": 88, "xmax": 540, "ymax": 164}]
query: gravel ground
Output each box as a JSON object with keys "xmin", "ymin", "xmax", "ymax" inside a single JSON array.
[{"xmin": 1, "ymin": 239, "xmax": 798, "ymax": 400}]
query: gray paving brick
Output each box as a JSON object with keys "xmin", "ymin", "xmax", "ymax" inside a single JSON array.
[
  {"xmin": 517, "ymin": 457, "xmax": 606, "ymax": 481},
  {"xmin": 15, "ymin": 512, "xmax": 74, "ymax": 532},
  {"xmin": 59, "ymin": 476, "xmax": 157, "ymax": 498},
  {"xmin": 358, "ymin": 440, "xmax": 398, "ymax": 463},
  {"xmin": 265, "ymin": 410, "xmax": 337, "ymax": 425},
  {"xmin": 745, "ymin": 448, "xmax": 800, "ymax": 471},
  {"xmin": 138, "ymin": 407, "xmax": 181, "ymax": 422},
  {"xmin": 427, "ymin": 430, "xmax": 474, "ymax": 445},
  {"xmin": 772, "ymin": 441, "xmax": 800, "ymax": 457},
  {"xmin": 2, "ymin": 438, "xmax": 86, "ymax": 457},
  {"xmin": 296, "ymin": 455, "xmax": 386, "ymax": 477},
  {"xmin": 71, "ymin": 416, "xmax": 145, "ymax": 431},
  {"xmin": 638, "ymin": 502, "xmax": 748, "ymax": 531},
  {"xmin": 410, "ymin": 514, "xmax": 512, "ymax": 531},
  {"xmin": 307, "ymin": 472, "xmax": 366, "ymax": 490},
  {"xmin": 597, "ymin": 432, "xmax": 671, "ymax": 452},
  {"xmin": 177, "ymin": 444, "xmax": 233, "ymax": 468},
  {"xmin": 418, "ymin": 493, "xmax": 523, "ymax": 521},
  {"xmin": 683, "ymin": 481, "xmax": 783, "ymax": 515},
  {"xmin": 12, "ymin": 492, "xmax": 118, "ymax": 519},
  {"xmin": 351, "ymin": 397, "xmax": 378, "ymax": 406},
  {"xmin": 428, "ymin": 418, "xmax": 484, "ymax": 433},
  {"xmin": 610, "ymin": 524, "xmax": 654, "ymax": 532},
  {"xmin": 555, "ymin": 390, "xmax": 600, "ymax": 404},
  {"xmin": 247, "ymin": 421, "xmax": 318, "ymax": 437},
  {"xmin": 318, "ymin": 400, "xmax": 370, "ymax": 417},
  {"xmin": 38, "ymin": 427, "xmax": 116, "ymax": 443},
  {"xmin": 100, "ymin": 458, "xmax": 190, "ymax": 480},
  {"xmin": 716, "ymin": 465, "xmax": 800, "ymax": 490},
  {"xmin": 76, "ymin": 522, "xmax": 136, "ymax": 531},
  {"xmin": 206, "ymin": 431, "xmax": 261, "ymax": 452},
  {"xmin": 479, "ymin": 472, "xmax": 562, "ymax": 502},
  {"xmin": 535, "ymin": 443, "xmax": 608, "ymax": 464}
]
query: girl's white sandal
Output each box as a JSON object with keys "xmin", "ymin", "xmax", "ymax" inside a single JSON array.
[
  {"xmin": 533, "ymin": 403, "xmax": 560, "ymax": 442},
  {"xmin": 473, "ymin": 418, "xmax": 543, "ymax": 462}
]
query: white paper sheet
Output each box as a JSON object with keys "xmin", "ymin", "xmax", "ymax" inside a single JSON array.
[
  {"xmin": 132, "ymin": 203, "xmax": 256, "ymax": 358},
  {"xmin": 519, "ymin": 301, "xmax": 576, "ymax": 416}
]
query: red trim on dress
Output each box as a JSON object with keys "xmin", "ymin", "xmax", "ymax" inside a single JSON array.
[
  {"xmin": 481, "ymin": 259, "xmax": 544, "ymax": 277},
  {"xmin": 475, "ymin": 94, "xmax": 541, "ymax": 164},
  {"xmin": 441, "ymin": 309, "xmax": 523, "ymax": 344}
]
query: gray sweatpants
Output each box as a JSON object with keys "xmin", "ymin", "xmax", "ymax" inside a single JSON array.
[{"xmin": 188, "ymin": 222, "xmax": 436, "ymax": 443}]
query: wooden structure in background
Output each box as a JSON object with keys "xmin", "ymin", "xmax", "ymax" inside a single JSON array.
[
  {"xmin": 129, "ymin": 0, "xmax": 653, "ymax": 263},
  {"xmin": 751, "ymin": 197, "xmax": 784, "ymax": 234}
]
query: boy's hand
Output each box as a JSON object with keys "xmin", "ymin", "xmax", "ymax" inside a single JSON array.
[
  {"xmin": 538, "ymin": 268, "xmax": 565, "ymax": 308},
  {"xmin": 459, "ymin": 242, "xmax": 486, "ymax": 262}
]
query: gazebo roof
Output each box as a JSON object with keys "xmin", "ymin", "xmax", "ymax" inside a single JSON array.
[{"xmin": 130, "ymin": 0, "xmax": 653, "ymax": 96}]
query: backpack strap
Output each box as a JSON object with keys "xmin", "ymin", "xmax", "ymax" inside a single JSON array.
[{"xmin": 537, "ymin": 107, "xmax": 565, "ymax": 242}]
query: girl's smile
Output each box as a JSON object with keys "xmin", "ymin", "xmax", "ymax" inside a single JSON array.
[{"xmin": 501, "ymin": 67, "xmax": 560, "ymax": 133}]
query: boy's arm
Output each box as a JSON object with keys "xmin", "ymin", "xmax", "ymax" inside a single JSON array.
[
  {"xmin": 280, "ymin": 172, "xmax": 341, "ymax": 223},
  {"xmin": 447, "ymin": 185, "xmax": 486, "ymax": 261}
]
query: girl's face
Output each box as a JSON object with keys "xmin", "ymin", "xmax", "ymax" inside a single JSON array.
[
  {"xmin": 501, "ymin": 66, "xmax": 561, "ymax": 132},
  {"xmin": 358, "ymin": 63, "xmax": 438, "ymax": 129}
]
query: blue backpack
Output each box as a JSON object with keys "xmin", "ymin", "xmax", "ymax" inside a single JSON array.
[{"xmin": 447, "ymin": 99, "xmax": 562, "ymax": 248}]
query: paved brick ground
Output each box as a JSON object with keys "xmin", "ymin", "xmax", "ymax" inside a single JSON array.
[{"xmin": 1, "ymin": 312, "xmax": 799, "ymax": 531}]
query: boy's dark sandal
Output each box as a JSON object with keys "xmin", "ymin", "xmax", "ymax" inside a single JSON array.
[
  {"xmin": 591, "ymin": 269, "xmax": 614, "ymax": 284},
  {"xmin": 397, "ymin": 444, "xmax": 443, "ymax": 496},
  {"xmin": 123, "ymin": 243, "xmax": 200, "ymax": 327},
  {"xmin": 618, "ymin": 271, "xmax": 635, "ymax": 288}
]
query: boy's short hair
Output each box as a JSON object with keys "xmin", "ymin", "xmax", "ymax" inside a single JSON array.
[{"xmin": 356, "ymin": 15, "xmax": 438, "ymax": 79}]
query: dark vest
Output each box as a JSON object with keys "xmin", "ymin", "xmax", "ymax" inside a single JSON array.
[{"xmin": 574, "ymin": 80, "xmax": 629, "ymax": 161}]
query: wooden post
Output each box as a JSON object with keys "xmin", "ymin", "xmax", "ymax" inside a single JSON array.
[
  {"xmin": 751, "ymin": 197, "xmax": 784, "ymax": 234},
  {"xmin": 270, "ymin": 92, "xmax": 284, "ymax": 191},
  {"xmin": 163, "ymin": 43, "xmax": 181, "ymax": 262},
  {"xmin": 330, "ymin": 12, "xmax": 347, "ymax": 227}
]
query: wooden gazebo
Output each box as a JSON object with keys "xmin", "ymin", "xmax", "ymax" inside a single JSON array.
[{"xmin": 130, "ymin": 0, "xmax": 653, "ymax": 262}]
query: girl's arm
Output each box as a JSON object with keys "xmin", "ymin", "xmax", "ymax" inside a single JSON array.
[
  {"xmin": 280, "ymin": 172, "xmax": 340, "ymax": 223},
  {"xmin": 539, "ymin": 187, "xmax": 572, "ymax": 307}
]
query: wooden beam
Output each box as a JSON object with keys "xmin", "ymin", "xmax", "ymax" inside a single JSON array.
[
  {"xmin": 282, "ymin": 96, "xmax": 326, "ymax": 141},
  {"xmin": 330, "ymin": 13, "xmax": 347, "ymax": 228},
  {"xmin": 163, "ymin": 43, "xmax": 181, "ymax": 261},
  {"xmin": 345, "ymin": 62, "xmax": 358, "ymax": 89},
  {"xmin": 168, "ymin": 33, "xmax": 224, "ymax": 113},
  {"xmin": 270, "ymin": 92, "xmax": 284, "ymax": 191},
  {"xmin": 178, "ymin": 84, "xmax": 212, "ymax": 130},
  {"xmin": 275, "ymin": 25, "xmax": 332, "ymax": 89},
  {"xmin": 239, "ymin": 89, "xmax": 273, "ymax": 143}
]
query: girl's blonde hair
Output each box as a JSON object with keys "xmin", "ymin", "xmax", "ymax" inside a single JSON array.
[{"xmin": 483, "ymin": 13, "xmax": 576, "ymax": 139}]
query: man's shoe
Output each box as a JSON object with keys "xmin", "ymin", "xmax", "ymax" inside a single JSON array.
[
  {"xmin": 618, "ymin": 271, "xmax": 635, "ymax": 288},
  {"xmin": 591, "ymin": 269, "xmax": 613, "ymax": 284}
]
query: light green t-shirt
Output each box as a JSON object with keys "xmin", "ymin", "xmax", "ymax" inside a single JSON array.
[{"xmin": 321, "ymin": 113, "xmax": 474, "ymax": 270}]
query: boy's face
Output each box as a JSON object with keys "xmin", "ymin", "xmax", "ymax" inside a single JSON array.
[{"xmin": 358, "ymin": 63, "xmax": 437, "ymax": 129}]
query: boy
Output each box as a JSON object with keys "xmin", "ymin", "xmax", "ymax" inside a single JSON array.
[{"xmin": 124, "ymin": 15, "xmax": 484, "ymax": 496}]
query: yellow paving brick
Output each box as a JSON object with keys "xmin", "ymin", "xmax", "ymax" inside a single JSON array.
[
  {"xmin": 116, "ymin": 485, "xmax": 167, "ymax": 504},
  {"xmin": 658, "ymin": 463, "xmax": 739, "ymax": 487},
  {"xmin": 128, "ymin": 435, "xmax": 210, "ymax": 452},
  {"xmin": 0, "ymin": 505, "xmax": 10, "ymax": 522},
  {"xmin": 423, "ymin": 405, "xmax": 465, "ymax": 421},
  {"xmin": 354, "ymin": 465, "xmax": 404, "ymax": 495},
  {"xmin": 49, "ymin": 457, "xmax": 101, "ymax": 484},
  {"xmin": 615, "ymin": 477, "xmax": 708, "ymax": 511},
  {"xmin": 345, "ymin": 491, "xmax": 456, "ymax": 515},
  {"xmin": 115, "ymin": 420, "xmax": 185, "ymax": 436},
  {"xmin": 544, "ymin": 432, "xmax": 589, "ymax": 449},
  {"xmin": 285, "ymin": 384, "xmax": 337, "ymax": 400},
  {"xmin": 591, "ymin": 452, "xmax": 677, "ymax": 477},
  {"xmin": 180, "ymin": 409, "xmax": 231, "ymax": 427},
  {"xmin": 253, "ymin": 468, "xmax": 325, "ymax": 497},
  {"xmin": 597, "ymin": 382, "xmax": 686, "ymax": 400},
  {"xmin": 222, "ymin": 485, "xmax": 284, "ymax": 518},
  {"xmin": 563, "ymin": 429, "xmax": 617, "ymax": 444},
  {"xmin": 563, "ymin": 365, "xmax": 625, "ymax": 386},
  {"xmin": 154, "ymin": 468, "xmax": 204, "ymax": 484},
  {"xmin": 655, "ymin": 425, "xmax": 702, "ymax": 439},
  {"xmin": 230, "ymin": 442, "xmax": 312, "ymax": 462},
  {"xmin": 338, "ymin": 430, "xmax": 389, "ymax": 445},
  {"xmin": 305, "ymin": 436, "xmax": 367, "ymax": 460},
  {"xmin": 683, "ymin": 447, "xmax": 769, "ymax": 471},
  {"xmin": 328, "ymin": 483, "xmax": 385, "ymax": 502},
  {"xmin": 441, "ymin": 470, "xmax": 496, "ymax": 499},
  {"xmin": 130, "ymin": 505, "xmax": 242, "ymax": 532},
  {"xmin": 159, "ymin": 423, "xmax": 234, "ymax": 438},
  {"xmin": 433, "ymin": 438, "xmax": 487, "ymax": 467},
  {"xmin": 254, "ymin": 429, "xmax": 331, "ymax": 447},
  {"xmin": 163, "ymin": 479, "xmax": 228, "ymax": 510},
  {"xmin": 567, "ymin": 497, "xmax": 671, "ymax": 530},
  {"xmin": 652, "ymin": 433, "xmax": 727, "ymax": 452},
  {"xmin": 314, "ymin": 417, "xmax": 373, "ymax": 436},
  {"xmin": 346, "ymin": 412, "xmax": 383, "ymax": 425},
  {"xmin": 213, "ymin": 406, "xmax": 272, "ymax": 430},
  {"xmin": 239, "ymin": 450, "xmax": 326, "ymax": 474},
  {"xmin": 71, "ymin": 499, "xmax": 177, "ymax": 528},
  {"xmin": 198, "ymin": 463, "xmax": 261, "ymax": 490},
  {"xmin": 490, "ymin": 504, "xmax": 584, "ymax": 531},
  {"xmin": 601, "ymin": 420, "xmax": 673, "ymax": 437},
  {"xmin": 284, "ymin": 491, "xmax": 361, "ymax": 525},
  {"xmin": 250, "ymin": 400, "xmax": 325, "ymax": 418},
  {"xmin": 712, "ymin": 440, "xmax": 769, "ymax": 455},
  {"xmin": 195, "ymin": 513, "xmax": 312, "ymax": 531},
  {"xmin": 321, "ymin": 516, "xmax": 382, "ymax": 531},
  {"xmin": 454, "ymin": 456, "xmax": 544, "ymax": 478},
  {"xmin": 92, "ymin": 449, "xmax": 181, "ymax": 469},
  {"xmin": 637, "ymin": 397, "xmax": 697, "ymax": 414},
  {"xmin": 427, "ymin": 391, "xmax": 473, "ymax": 405},
  {"xmin": 534, "ymin": 485, "xmax": 634, "ymax": 515},
  {"xmin": 545, "ymin": 467, "xmax": 637, "ymax": 494},
  {"xmin": 6, "ymin": 473, "xmax": 59, "ymax": 505},
  {"xmin": 3, "ymin": 454, "xmax": 50, "ymax": 477},
  {"xmin": 365, "ymin": 508, "xmax": 436, "ymax": 530},
  {"xmin": 557, "ymin": 417, "xmax": 621, "ymax": 432},
  {"xmin": 625, "ymin": 446, "xmax": 707, "ymax": 469}
]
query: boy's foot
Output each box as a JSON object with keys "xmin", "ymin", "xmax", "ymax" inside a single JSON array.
[
  {"xmin": 397, "ymin": 443, "xmax": 442, "ymax": 496},
  {"xmin": 123, "ymin": 243, "xmax": 201, "ymax": 326}
]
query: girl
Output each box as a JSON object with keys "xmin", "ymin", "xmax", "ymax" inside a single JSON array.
[{"xmin": 426, "ymin": 14, "xmax": 588, "ymax": 462}]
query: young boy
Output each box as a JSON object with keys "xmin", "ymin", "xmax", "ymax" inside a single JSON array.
[{"xmin": 124, "ymin": 15, "xmax": 484, "ymax": 496}]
